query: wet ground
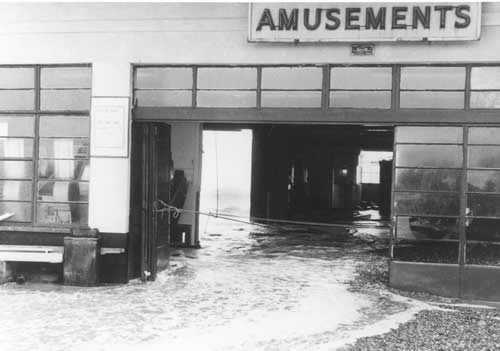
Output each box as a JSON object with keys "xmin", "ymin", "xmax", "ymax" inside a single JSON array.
[{"xmin": 0, "ymin": 218, "xmax": 436, "ymax": 351}]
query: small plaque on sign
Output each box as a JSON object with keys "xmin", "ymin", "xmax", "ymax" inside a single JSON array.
[
  {"xmin": 91, "ymin": 97, "xmax": 130, "ymax": 157},
  {"xmin": 351, "ymin": 44, "xmax": 375, "ymax": 56}
]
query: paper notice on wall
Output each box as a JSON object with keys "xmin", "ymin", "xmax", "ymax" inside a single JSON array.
[{"xmin": 91, "ymin": 97, "xmax": 129, "ymax": 157}]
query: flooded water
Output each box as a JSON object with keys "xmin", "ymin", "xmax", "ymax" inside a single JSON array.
[{"xmin": 0, "ymin": 218, "xmax": 431, "ymax": 351}]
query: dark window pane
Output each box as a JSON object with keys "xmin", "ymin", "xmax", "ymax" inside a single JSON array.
[
  {"xmin": 0, "ymin": 116, "xmax": 34, "ymax": 137},
  {"xmin": 38, "ymin": 160, "xmax": 89, "ymax": 181},
  {"xmin": 395, "ymin": 126, "xmax": 463, "ymax": 143},
  {"xmin": 466, "ymin": 243, "xmax": 500, "ymax": 266},
  {"xmin": 393, "ymin": 241, "xmax": 458, "ymax": 264},
  {"xmin": 469, "ymin": 127, "xmax": 500, "ymax": 145},
  {"xmin": 39, "ymin": 138, "xmax": 88, "ymax": 159},
  {"xmin": 467, "ymin": 193, "xmax": 500, "ymax": 217},
  {"xmin": 467, "ymin": 170, "xmax": 500, "ymax": 192},
  {"xmin": 395, "ymin": 145, "xmax": 462, "ymax": 168},
  {"xmin": 468, "ymin": 146, "xmax": 500, "ymax": 168},
  {"xmin": 395, "ymin": 169, "xmax": 461, "ymax": 192},
  {"xmin": 0, "ymin": 201, "xmax": 31, "ymax": 222},
  {"xmin": 41, "ymin": 67, "xmax": 91, "ymax": 89},
  {"xmin": 396, "ymin": 216, "xmax": 459, "ymax": 240},
  {"xmin": 0, "ymin": 139, "xmax": 33, "ymax": 158},
  {"xmin": 394, "ymin": 192, "xmax": 460, "ymax": 216},
  {"xmin": 37, "ymin": 202, "xmax": 88, "ymax": 226},
  {"xmin": 0, "ymin": 90, "xmax": 35, "ymax": 110},
  {"xmin": 0, "ymin": 181, "xmax": 32, "ymax": 201},
  {"xmin": 0, "ymin": 161, "xmax": 32, "ymax": 179},
  {"xmin": 0, "ymin": 68, "xmax": 34, "ymax": 89},
  {"xmin": 38, "ymin": 181, "xmax": 88, "ymax": 202},
  {"xmin": 135, "ymin": 67, "xmax": 192, "ymax": 89},
  {"xmin": 467, "ymin": 218, "xmax": 500, "ymax": 242},
  {"xmin": 41, "ymin": 90, "xmax": 91, "ymax": 111},
  {"xmin": 39, "ymin": 116, "xmax": 89, "ymax": 137}
]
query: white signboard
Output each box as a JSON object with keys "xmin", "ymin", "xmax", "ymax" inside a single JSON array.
[
  {"xmin": 91, "ymin": 97, "xmax": 129, "ymax": 157},
  {"xmin": 248, "ymin": 2, "xmax": 481, "ymax": 42}
]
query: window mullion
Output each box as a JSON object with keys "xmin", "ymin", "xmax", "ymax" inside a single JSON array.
[{"xmin": 32, "ymin": 66, "xmax": 41, "ymax": 225}]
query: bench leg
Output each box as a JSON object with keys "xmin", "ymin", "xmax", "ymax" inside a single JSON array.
[{"xmin": 0, "ymin": 261, "xmax": 13, "ymax": 284}]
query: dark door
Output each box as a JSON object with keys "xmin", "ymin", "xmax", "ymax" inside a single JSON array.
[{"xmin": 132, "ymin": 122, "xmax": 172, "ymax": 281}]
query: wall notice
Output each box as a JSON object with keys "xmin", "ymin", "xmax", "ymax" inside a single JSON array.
[
  {"xmin": 91, "ymin": 97, "xmax": 129, "ymax": 157},
  {"xmin": 248, "ymin": 2, "xmax": 481, "ymax": 42}
]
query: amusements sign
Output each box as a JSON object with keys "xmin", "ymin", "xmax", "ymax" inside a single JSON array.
[
  {"xmin": 91, "ymin": 97, "xmax": 130, "ymax": 157},
  {"xmin": 248, "ymin": 2, "xmax": 481, "ymax": 42}
]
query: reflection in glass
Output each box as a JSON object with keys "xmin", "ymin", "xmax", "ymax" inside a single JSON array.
[
  {"xmin": 329, "ymin": 91, "xmax": 391, "ymax": 108},
  {"xmin": 135, "ymin": 67, "xmax": 192, "ymax": 89},
  {"xmin": 468, "ymin": 146, "xmax": 500, "ymax": 168},
  {"xmin": 0, "ymin": 181, "xmax": 32, "ymax": 201},
  {"xmin": 400, "ymin": 66, "xmax": 465, "ymax": 90},
  {"xmin": 0, "ymin": 68, "xmax": 35, "ymax": 89},
  {"xmin": 39, "ymin": 138, "xmax": 88, "ymax": 159},
  {"xmin": 394, "ymin": 192, "xmax": 459, "ymax": 216},
  {"xmin": 395, "ymin": 168, "xmax": 461, "ymax": 192},
  {"xmin": 395, "ymin": 145, "xmax": 462, "ymax": 168},
  {"xmin": 466, "ymin": 243, "xmax": 500, "ymax": 266},
  {"xmin": 198, "ymin": 68, "xmax": 257, "ymax": 89},
  {"xmin": 0, "ymin": 201, "xmax": 31, "ymax": 222},
  {"xmin": 400, "ymin": 91, "xmax": 464, "ymax": 109},
  {"xmin": 262, "ymin": 67, "xmax": 322, "ymax": 89},
  {"xmin": 0, "ymin": 90, "xmax": 35, "ymax": 110},
  {"xmin": 331, "ymin": 67, "xmax": 392, "ymax": 89},
  {"xmin": 39, "ymin": 116, "xmax": 89, "ymax": 137},
  {"xmin": 466, "ymin": 218, "xmax": 500, "ymax": 242},
  {"xmin": 40, "ymin": 90, "xmax": 91, "ymax": 111},
  {"xmin": 0, "ymin": 116, "xmax": 35, "ymax": 137},
  {"xmin": 396, "ymin": 216, "xmax": 459, "ymax": 240},
  {"xmin": 467, "ymin": 194, "xmax": 500, "ymax": 217},
  {"xmin": 197, "ymin": 91, "xmax": 256, "ymax": 108},
  {"xmin": 0, "ymin": 161, "xmax": 32, "ymax": 179},
  {"xmin": 135, "ymin": 90, "xmax": 192, "ymax": 107},
  {"xmin": 469, "ymin": 127, "xmax": 500, "ymax": 145},
  {"xmin": 37, "ymin": 202, "xmax": 88, "ymax": 226},
  {"xmin": 393, "ymin": 242, "xmax": 458, "ymax": 264},
  {"xmin": 0, "ymin": 139, "xmax": 33, "ymax": 158},
  {"xmin": 40, "ymin": 67, "xmax": 91, "ymax": 89},
  {"xmin": 396, "ymin": 126, "xmax": 463, "ymax": 144},
  {"xmin": 38, "ymin": 160, "xmax": 89, "ymax": 180},
  {"xmin": 38, "ymin": 181, "xmax": 88, "ymax": 202},
  {"xmin": 467, "ymin": 170, "xmax": 500, "ymax": 192}
]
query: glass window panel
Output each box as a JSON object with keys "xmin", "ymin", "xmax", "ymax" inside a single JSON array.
[
  {"xmin": 261, "ymin": 91, "xmax": 321, "ymax": 108},
  {"xmin": 0, "ymin": 139, "xmax": 33, "ymax": 159},
  {"xmin": 467, "ymin": 170, "xmax": 500, "ymax": 193},
  {"xmin": 467, "ymin": 193, "xmax": 500, "ymax": 217},
  {"xmin": 466, "ymin": 243, "xmax": 500, "ymax": 266},
  {"xmin": 395, "ymin": 145, "xmax": 462, "ymax": 168},
  {"xmin": 400, "ymin": 66, "xmax": 465, "ymax": 90},
  {"xmin": 0, "ymin": 181, "xmax": 32, "ymax": 201},
  {"xmin": 38, "ymin": 159, "xmax": 89, "ymax": 181},
  {"xmin": 400, "ymin": 91, "xmax": 464, "ymax": 109},
  {"xmin": 396, "ymin": 126, "xmax": 463, "ymax": 144},
  {"xmin": 198, "ymin": 68, "xmax": 257, "ymax": 89},
  {"xmin": 395, "ymin": 169, "xmax": 461, "ymax": 192},
  {"xmin": 471, "ymin": 67, "xmax": 500, "ymax": 90},
  {"xmin": 41, "ymin": 67, "xmax": 91, "ymax": 88},
  {"xmin": 329, "ymin": 91, "xmax": 391, "ymax": 108},
  {"xmin": 197, "ymin": 91, "xmax": 256, "ymax": 108},
  {"xmin": 38, "ymin": 181, "xmax": 88, "ymax": 202},
  {"xmin": 39, "ymin": 138, "xmax": 88, "ymax": 159},
  {"xmin": 135, "ymin": 67, "xmax": 192, "ymax": 89},
  {"xmin": 468, "ymin": 146, "xmax": 500, "ymax": 169},
  {"xmin": 0, "ymin": 90, "xmax": 35, "ymax": 110},
  {"xmin": 0, "ymin": 201, "xmax": 31, "ymax": 222},
  {"xmin": 37, "ymin": 202, "xmax": 88, "ymax": 226},
  {"xmin": 0, "ymin": 68, "xmax": 34, "ymax": 89},
  {"xmin": 261, "ymin": 67, "xmax": 322, "ymax": 89},
  {"xmin": 470, "ymin": 91, "xmax": 500, "ymax": 109},
  {"xmin": 469, "ymin": 127, "xmax": 500, "ymax": 145},
  {"xmin": 0, "ymin": 161, "xmax": 32, "ymax": 179},
  {"xmin": 330, "ymin": 67, "xmax": 392, "ymax": 90},
  {"xmin": 135, "ymin": 90, "xmax": 192, "ymax": 107},
  {"xmin": 393, "ymin": 242, "xmax": 458, "ymax": 264},
  {"xmin": 394, "ymin": 192, "xmax": 460, "ymax": 216},
  {"xmin": 39, "ymin": 116, "xmax": 89, "ymax": 138},
  {"xmin": 40, "ymin": 89, "xmax": 91, "ymax": 111},
  {"xmin": 396, "ymin": 216, "xmax": 459, "ymax": 240},
  {"xmin": 0, "ymin": 116, "xmax": 34, "ymax": 137},
  {"xmin": 467, "ymin": 218, "xmax": 500, "ymax": 243}
]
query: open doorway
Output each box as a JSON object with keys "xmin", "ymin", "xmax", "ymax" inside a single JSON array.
[{"xmin": 200, "ymin": 128, "xmax": 253, "ymax": 234}]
